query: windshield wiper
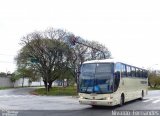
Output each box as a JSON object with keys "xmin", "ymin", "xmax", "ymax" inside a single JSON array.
[
  {"xmin": 94, "ymin": 79, "xmax": 103, "ymax": 94},
  {"xmin": 84, "ymin": 79, "xmax": 93, "ymax": 93}
]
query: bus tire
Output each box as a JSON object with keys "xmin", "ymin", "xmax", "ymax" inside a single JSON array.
[
  {"xmin": 140, "ymin": 91, "xmax": 144, "ymax": 100},
  {"xmin": 119, "ymin": 94, "xmax": 125, "ymax": 106}
]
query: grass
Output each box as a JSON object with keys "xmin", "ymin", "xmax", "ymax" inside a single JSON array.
[
  {"xmin": 0, "ymin": 87, "xmax": 12, "ymax": 90},
  {"xmin": 32, "ymin": 86, "xmax": 78, "ymax": 96},
  {"xmin": 148, "ymin": 86, "xmax": 160, "ymax": 90}
]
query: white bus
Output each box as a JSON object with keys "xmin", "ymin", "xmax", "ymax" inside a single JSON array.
[{"xmin": 78, "ymin": 59, "xmax": 148, "ymax": 106}]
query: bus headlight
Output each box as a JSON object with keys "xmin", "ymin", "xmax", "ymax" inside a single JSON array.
[
  {"xmin": 80, "ymin": 96, "xmax": 84, "ymax": 99},
  {"xmin": 107, "ymin": 97, "xmax": 110, "ymax": 100},
  {"xmin": 107, "ymin": 96, "xmax": 113, "ymax": 100}
]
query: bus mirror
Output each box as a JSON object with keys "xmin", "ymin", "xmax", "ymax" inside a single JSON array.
[{"xmin": 115, "ymin": 71, "xmax": 120, "ymax": 78}]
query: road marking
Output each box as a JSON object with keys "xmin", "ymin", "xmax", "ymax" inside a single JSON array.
[
  {"xmin": 143, "ymin": 98, "xmax": 160, "ymax": 104},
  {"xmin": 0, "ymin": 104, "xmax": 11, "ymax": 111},
  {"xmin": 0, "ymin": 95, "xmax": 38, "ymax": 98},
  {"xmin": 143, "ymin": 99, "xmax": 154, "ymax": 102},
  {"xmin": 152, "ymin": 99, "xmax": 160, "ymax": 103}
]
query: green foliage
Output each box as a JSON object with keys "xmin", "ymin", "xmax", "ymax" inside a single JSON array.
[
  {"xmin": 10, "ymin": 76, "xmax": 17, "ymax": 83},
  {"xmin": 10, "ymin": 73, "xmax": 20, "ymax": 82},
  {"xmin": 16, "ymin": 67, "xmax": 39, "ymax": 82},
  {"xmin": 148, "ymin": 71, "xmax": 160, "ymax": 88},
  {"xmin": 10, "ymin": 73, "xmax": 20, "ymax": 87},
  {"xmin": 148, "ymin": 86, "xmax": 160, "ymax": 90},
  {"xmin": 0, "ymin": 72, "xmax": 7, "ymax": 77},
  {"xmin": 30, "ymin": 58, "xmax": 39, "ymax": 63}
]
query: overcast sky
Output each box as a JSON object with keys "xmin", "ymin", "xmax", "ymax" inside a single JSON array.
[{"xmin": 0, "ymin": 0, "xmax": 160, "ymax": 72}]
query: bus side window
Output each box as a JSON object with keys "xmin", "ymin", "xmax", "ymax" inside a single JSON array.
[
  {"xmin": 139, "ymin": 69, "xmax": 143, "ymax": 78},
  {"xmin": 144, "ymin": 71, "xmax": 148, "ymax": 78},
  {"xmin": 121, "ymin": 64, "xmax": 127, "ymax": 77},
  {"xmin": 131, "ymin": 67, "xmax": 136, "ymax": 77},
  {"xmin": 136, "ymin": 68, "xmax": 141, "ymax": 78},
  {"xmin": 142, "ymin": 70, "xmax": 145, "ymax": 78},
  {"xmin": 114, "ymin": 63, "xmax": 121, "ymax": 91},
  {"xmin": 136, "ymin": 68, "xmax": 139, "ymax": 77},
  {"xmin": 127, "ymin": 65, "xmax": 131, "ymax": 77},
  {"xmin": 115, "ymin": 63, "xmax": 121, "ymax": 78}
]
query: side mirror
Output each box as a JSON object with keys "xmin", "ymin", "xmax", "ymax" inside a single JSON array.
[{"xmin": 115, "ymin": 71, "xmax": 120, "ymax": 78}]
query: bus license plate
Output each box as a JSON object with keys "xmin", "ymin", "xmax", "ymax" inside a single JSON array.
[{"xmin": 91, "ymin": 101, "xmax": 97, "ymax": 105}]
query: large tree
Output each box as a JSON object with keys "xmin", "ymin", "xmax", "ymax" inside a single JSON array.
[{"xmin": 16, "ymin": 29, "xmax": 72, "ymax": 91}]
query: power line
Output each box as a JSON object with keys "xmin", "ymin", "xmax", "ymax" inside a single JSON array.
[
  {"xmin": 0, "ymin": 61, "xmax": 15, "ymax": 64},
  {"xmin": 0, "ymin": 53, "xmax": 15, "ymax": 56}
]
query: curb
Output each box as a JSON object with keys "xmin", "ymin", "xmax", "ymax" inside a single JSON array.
[
  {"xmin": 72, "ymin": 96, "xmax": 79, "ymax": 98},
  {"xmin": 30, "ymin": 92, "xmax": 39, "ymax": 95}
]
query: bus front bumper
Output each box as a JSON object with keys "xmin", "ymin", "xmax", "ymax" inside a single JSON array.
[{"xmin": 79, "ymin": 98, "xmax": 117, "ymax": 106}]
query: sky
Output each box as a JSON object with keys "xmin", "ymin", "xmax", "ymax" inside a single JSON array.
[{"xmin": 0, "ymin": 0, "xmax": 160, "ymax": 72}]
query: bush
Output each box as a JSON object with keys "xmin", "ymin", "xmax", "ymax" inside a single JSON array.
[{"xmin": 148, "ymin": 72, "xmax": 160, "ymax": 88}]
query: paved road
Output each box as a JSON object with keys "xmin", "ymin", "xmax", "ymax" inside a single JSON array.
[
  {"xmin": 0, "ymin": 87, "xmax": 36, "ymax": 95},
  {"xmin": 0, "ymin": 88, "xmax": 160, "ymax": 116}
]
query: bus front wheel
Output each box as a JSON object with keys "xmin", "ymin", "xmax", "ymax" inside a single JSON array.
[{"xmin": 119, "ymin": 94, "xmax": 124, "ymax": 106}]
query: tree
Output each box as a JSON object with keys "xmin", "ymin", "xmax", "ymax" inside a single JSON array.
[
  {"xmin": 16, "ymin": 29, "xmax": 73, "ymax": 92},
  {"xmin": 15, "ymin": 67, "xmax": 39, "ymax": 87},
  {"xmin": 10, "ymin": 73, "xmax": 20, "ymax": 88},
  {"xmin": 0, "ymin": 72, "xmax": 7, "ymax": 77},
  {"xmin": 148, "ymin": 71, "xmax": 160, "ymax": 88},
  {"xmin": 87, "ymin": 40, "xmax": 111, "ymax": 60}
]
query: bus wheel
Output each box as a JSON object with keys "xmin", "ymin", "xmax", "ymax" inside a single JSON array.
[
  {"xmin": 119, "ymin": 94, "xmax": 124, "ymax": 106},
  {"xmin": 140, "ymin": 91, "xmax": 144, "ymax": 100}
]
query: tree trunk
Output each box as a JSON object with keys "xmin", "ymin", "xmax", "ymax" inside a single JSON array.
[
  {"xmin": 12, "ymin": 82, "xmax": 15, "ymax": 88},
  {"xmin": 22, "ymin": 77, "xmax": 24, "ymax": 87},
  {"xmin": 43, "ymin": 80, "xmax": 48, "ymax": 92},
  {"xmin": 148, "ymin": 81, "xmax": 151, "ymax": 87},
  {"xmin": 62, "ymin": 79, "xmax": 64, "ymax": 87},
  {"xmin": 43, "ymin": 80, "xmax": 53, "ymax": 92},
  {"xmin": 150, "ymin": 84, "xmax": 153, "ymax": 88},
  {"xmin": 48, "ymin": 81, "xmax": 53, "ymax": 90},
  {"xmin": 43, "ymin": 80, "xmax": 47, "ymax": 88}
]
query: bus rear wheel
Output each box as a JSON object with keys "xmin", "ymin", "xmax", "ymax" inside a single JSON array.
[{"xmin": 140, "ymin": 91, "xmax": 144, "ymax": 100}]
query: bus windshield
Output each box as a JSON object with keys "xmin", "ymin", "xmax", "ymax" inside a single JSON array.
[{"xmin": 79, "ymin": 63, "xmax": 114, "ymax": 94}]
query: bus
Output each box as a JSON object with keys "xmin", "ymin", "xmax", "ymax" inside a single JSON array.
[{"xmin": 78, "ymin": 59, "xmax": 148, "ymax": 106}]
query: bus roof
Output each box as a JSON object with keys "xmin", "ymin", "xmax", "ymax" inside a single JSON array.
[
  {"xmin": 83, "ymin": 59, "xmax": 121, "ymax": 64},
  {"xmin": 83, "ymin": 59, "xmax": 147, "ymax": 70}
]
